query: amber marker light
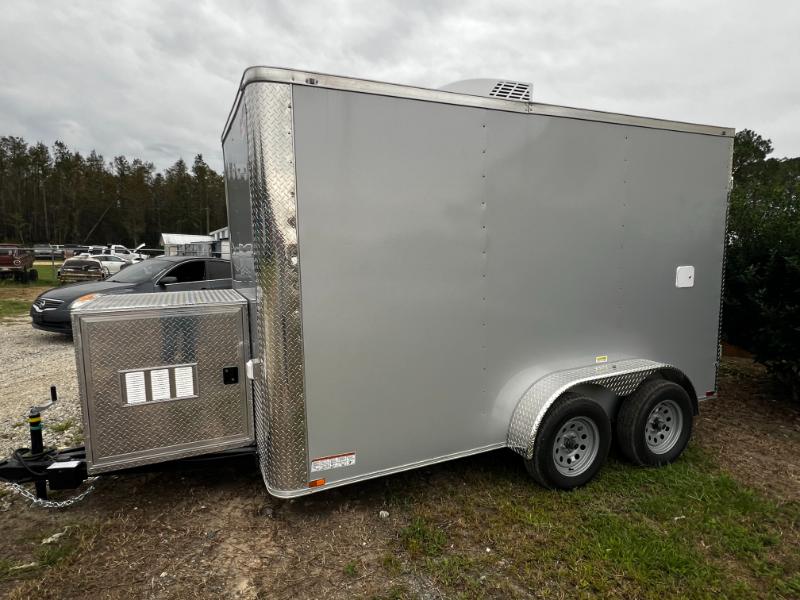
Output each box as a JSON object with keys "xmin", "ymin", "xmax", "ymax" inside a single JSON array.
[{"xmin": 308, "ymin": 479, "xmax": 326, "ymax": 488}]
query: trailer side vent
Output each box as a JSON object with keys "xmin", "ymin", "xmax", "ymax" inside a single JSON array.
[{"xmin": 489, "ymin": 81, "xmax": 531, "ymax": 101}]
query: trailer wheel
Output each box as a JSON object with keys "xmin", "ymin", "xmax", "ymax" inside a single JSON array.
[
  {"xmin": 524, "ymin": 393, "xmax": 611, "ymax": 490},
  {"xmin": 616, "ymin": 379, "xmax": 693, "ymax": 466}
]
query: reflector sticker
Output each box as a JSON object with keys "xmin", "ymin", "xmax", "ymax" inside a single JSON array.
[
  {"xmin": 174, "ymin": 366, "xmax": 195, "ymax": 398},
  {"xmin": 311, "ymin": 452, "xmax": 356, "ymax": 472},
  {"xmin": 124, "ymin": 371, "xmax": 146, "ymax": 404},
  {"xmin": 150, "ymin": 369, "xmax": 170, "ymax": 401},
  {"xmin": 595, "ymin": 355, "xmax": 608, "ymax": 364}
]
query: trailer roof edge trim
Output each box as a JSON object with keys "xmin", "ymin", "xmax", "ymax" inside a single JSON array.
[{"xmin": 221, "ymin": 66, "xmax": 735, "ymax": 142}]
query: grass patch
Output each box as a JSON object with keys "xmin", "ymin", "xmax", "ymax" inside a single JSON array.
[
  {"xmin": 386, "ymin": 447, "xmax": 800, "ymax": 599},
  {"xmin": 0, "ymin": 299, "xmax": 30, "ymax": 319},
  {"xmin": 343, "ymin": 561, "xmax": 358, "ymax": 577},
  {"xmin": 0, "ymin": 265, "xmax": 59, "ymax": 289},
  {"xmin": 47, "ymin": 419, "xmax": 75, "ymax": 434},
  {"xmin": 400, "ymin": 517, "xmax": 447, "ymax": 558}
]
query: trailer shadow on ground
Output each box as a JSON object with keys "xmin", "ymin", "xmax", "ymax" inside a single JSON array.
[{"xmin": 2, "ymin": 356, "xmax": 800, "ymax": 600}]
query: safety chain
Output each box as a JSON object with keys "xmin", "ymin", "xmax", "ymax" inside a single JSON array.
[{"xmin": 1, "ymin": 477, "xmax": 98, "ymax": 509}]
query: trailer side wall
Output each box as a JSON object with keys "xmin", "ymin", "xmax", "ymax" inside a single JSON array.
[{"xmin": 291, "ymin": 85, "xmax": 731, "ymax": 487}]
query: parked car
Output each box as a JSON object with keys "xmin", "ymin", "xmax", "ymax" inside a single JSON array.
[
  {"xmin": 31, "ymin": 256, "xmax": 231, "ymax": 334},
  {"xmin": 62, "ymin": 243, "xmax": 89, "ymax": 258},
  {"xmin": 58, "ymin": 257, "xmax": 107, "ymax": 284},
  {"xmin": 94, "ymin": 254, "xmax": 129, "ymax": 275},
  {"xmin": 0, "ymin": 244, "xmax": 37, "ymax": 282},
  {"xmin": 73, "ymin": 253, "xmax": 129, "ymax": 276},
  {"xmin": 106, "ymin": 244, "xmax": 147, "ymax": 262},
  {"xmin": 33, "ymin": 244, "xmax": 58, "ymax": 260}
]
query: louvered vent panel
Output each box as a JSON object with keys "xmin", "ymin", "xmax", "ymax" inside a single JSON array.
[{"xmin": 489, "ymin": 81, "xmax": 531, "ymax": 101}]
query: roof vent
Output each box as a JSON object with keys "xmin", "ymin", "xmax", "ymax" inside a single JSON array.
[
  {"xmin": 488, "ymin": 80, "xmax": 531, "ymax": 101},
  {"xmin": 438, "ymin": 78, "xmax": 532, "ymax": 102}
]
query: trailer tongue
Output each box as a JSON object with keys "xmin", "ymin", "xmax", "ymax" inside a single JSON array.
[{"xmin": 1, "ymin": 66, "xmax": 733, "ymax": 503}]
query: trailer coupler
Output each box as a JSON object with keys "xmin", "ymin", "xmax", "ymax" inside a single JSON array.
[
  {"xmin": 1, "ymin": 385, "xmax": 258, "ymax": 507},
  {"xmin": 0, "ymin": 445, "xmax": 89, "ymax": 493}
]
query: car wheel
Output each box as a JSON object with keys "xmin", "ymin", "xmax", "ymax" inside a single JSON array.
[
  {"xmin": 524, "ymin": 392, "xmax": 612, "ymax": 490},
  {"xmin": 616, "ymin": 379, "xmax": 693, "ymax": 467}
]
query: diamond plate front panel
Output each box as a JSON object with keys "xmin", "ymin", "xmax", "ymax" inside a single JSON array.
[
  {"xmin": 75, "ymin": 298, "xmax": 252, "ymax": 473},
  {"xmin": 244, "ymin": 82, "xmax": 309, "ymax": 491},
  {"xmin": 507, "ymin": 359, "xmax": 668, "ymax": 459}
]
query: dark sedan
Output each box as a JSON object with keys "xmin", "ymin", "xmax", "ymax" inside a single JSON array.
[{"xmin": 31, "ymin": 256, "xmax": 232, "ymax": 334}]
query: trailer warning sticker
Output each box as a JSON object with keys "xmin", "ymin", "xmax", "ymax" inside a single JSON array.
[
  {"xmin": 174, "ymin": 366, "xmax": 195, "ymax": 398},
  {"xmin": 124, "ymin": 371, "xmax": 146, "ymax": 404},
  {"xmin": 311, "ymin": 452, "xmax": 356, "ymax": 473},
  {"xmin": 150, "ymin": 369, "xmax": 170, "ymax": 401}
]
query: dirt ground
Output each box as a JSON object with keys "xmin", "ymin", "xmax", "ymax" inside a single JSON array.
[
  {"xmin": 698, "ymin": 357, "xmax": 800, "ymax": 501},
  {"xmin": 1, "ymin": 316, "xmax": 799, "ymax": 599}
]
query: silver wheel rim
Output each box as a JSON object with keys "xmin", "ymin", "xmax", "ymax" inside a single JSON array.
[
  {"xmin": 645, "ymin": 399, "xmax": 683, "ymax": 454},
  {"xmin": 552, "ymin": 416, "xmax": 600, "ymax": 477}
]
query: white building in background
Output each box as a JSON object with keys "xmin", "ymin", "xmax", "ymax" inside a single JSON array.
[
  {"xmin": 160, "ymin": 228, "xmax": 231, "ymax": 259},
  {"xmin": 209, "ymin": 226, "xmax": 231, "ymax": 259}
]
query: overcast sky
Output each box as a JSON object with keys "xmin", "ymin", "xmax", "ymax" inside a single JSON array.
[{"xmin": 1, "ymin": 1, "xmax": 798, "ymax": 172}]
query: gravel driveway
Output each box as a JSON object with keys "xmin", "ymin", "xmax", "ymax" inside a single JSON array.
[{"xmin": 0, "ymin": 316, "xmax": 82, "ymax": 455}]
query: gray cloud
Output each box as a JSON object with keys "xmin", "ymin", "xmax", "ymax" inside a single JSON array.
[{"xmin": 1, "ymin": 0, "xmax": 798, "ymax": 171}]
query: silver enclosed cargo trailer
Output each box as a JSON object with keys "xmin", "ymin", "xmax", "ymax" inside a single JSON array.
[{"xmin": 71, "ymin": 67, "xmax": 734, "ymax": 497}]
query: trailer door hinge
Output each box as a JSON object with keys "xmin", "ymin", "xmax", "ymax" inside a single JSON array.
[{"xmin": 245, "ymin": 358, "xmax": 262, "ymax": 380}]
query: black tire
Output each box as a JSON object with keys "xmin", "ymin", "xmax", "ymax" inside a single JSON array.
[
  {"xmin": 616, "ymin": 379, "xmax": 693, "ymax": 466},
  {"xmin": 524, "ymin": 392, "xmax": 612, "ymax": 490},
  {"xmin": 28, "ymin": 269, "xmax": 38, "ymax": 282}
]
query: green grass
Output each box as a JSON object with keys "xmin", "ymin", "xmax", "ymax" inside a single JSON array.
[
  {"xmin": 384, "ymin": 447, "xmax": 800, "ymax": 599},
  {"xmin": 0, "ymin": 299, "xmax": 30, "ymax": 319},
  {"xmin": 400, "ymin": 517, "xmax": 447, "ymax": 558},
  {"xmin": 343, "ymin": 561, "xmax": 359, "ymax": 577},
  {"xmin": 0, "ymin": 264, "xmax": 59, "ymax": 288},
  {"xmin": 47, "ymin": 419, "xmax": 75, "ymax": 434}
]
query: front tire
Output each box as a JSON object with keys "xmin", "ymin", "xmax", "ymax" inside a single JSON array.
[
  {"xmin": 616, "ymin": 379, "xmax": 693, "ymax": 466},
  {"xmin": 524, "ymin": 393, "xmax": 612, "ymax": 490}
]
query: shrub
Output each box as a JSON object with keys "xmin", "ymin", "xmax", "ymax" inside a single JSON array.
[{"xmin": 723, "ymin": 130, "xmax": 800, "ymax": 400}]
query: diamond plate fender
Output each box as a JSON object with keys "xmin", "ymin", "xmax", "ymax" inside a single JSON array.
[{"xmin": 507, "ymin": 359, "xmax": 695, "ymax": 460}]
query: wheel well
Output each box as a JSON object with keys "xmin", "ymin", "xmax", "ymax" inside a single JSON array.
[
  {"xmin": 568, "ymin": 367, "xmax": 699, "ymax": 421},
  {"xmin": 644, "ymin": 368, "xmax": 699, "ymax": 415}
]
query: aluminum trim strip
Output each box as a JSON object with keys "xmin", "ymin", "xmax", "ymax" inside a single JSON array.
[
  {"xmin": 222, "ymin": 66, "xmax": 734, "ymax": 142},
  {"xmin": 507, "ymin": 359, "xmax": 670, "ymax": 459},
  {"xmin": 244, "ymin": 82, "xmax": 309, "ymax": 491},
  {"xmin": 266, "ymin": 442, "xmax": 507, "ymax": 498}
]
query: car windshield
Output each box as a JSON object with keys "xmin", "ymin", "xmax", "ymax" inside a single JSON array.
[{"xmin": 108, "ymin": 258, "xmax": 171, "ymax": 283}]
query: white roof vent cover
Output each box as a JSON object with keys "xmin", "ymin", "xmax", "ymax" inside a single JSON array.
[{"xmin": 439, "ymin": 78, "xmax": 532, "ymax": 102}]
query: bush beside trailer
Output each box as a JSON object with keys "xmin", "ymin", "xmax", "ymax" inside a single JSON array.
[{"xmin": 6, "ymin": 67, "xmax": 734, "ymax": 499}]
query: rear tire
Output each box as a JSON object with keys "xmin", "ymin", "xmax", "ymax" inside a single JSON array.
[
  {"xmin": 616, "ymin": 379, "xmax": 693, "ymax": 466},
  {"xmin": 524, "ymin": 393, "xmax": 612, "ymax": 490},
  {"xmin": 28, "ymin": 269, "xmax": 38, "ymax": 282}
]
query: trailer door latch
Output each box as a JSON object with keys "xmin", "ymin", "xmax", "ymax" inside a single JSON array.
[{"xmin": 245, "ymin": 359, "xmax": 261, "ymax": 381}]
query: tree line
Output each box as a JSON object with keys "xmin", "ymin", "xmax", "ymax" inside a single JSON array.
[
  {"xmin": 724, "ymin": 130, "xmax": 800, "ymax": 398},
  {"xmin": 0, "ymin": 136, "xmax": 227, "ymax": 247}
]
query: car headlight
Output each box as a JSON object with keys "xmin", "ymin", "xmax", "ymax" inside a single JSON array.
[{"xmin": 71, "ymin": 293, "xmax": 103, "ymax": 310}]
